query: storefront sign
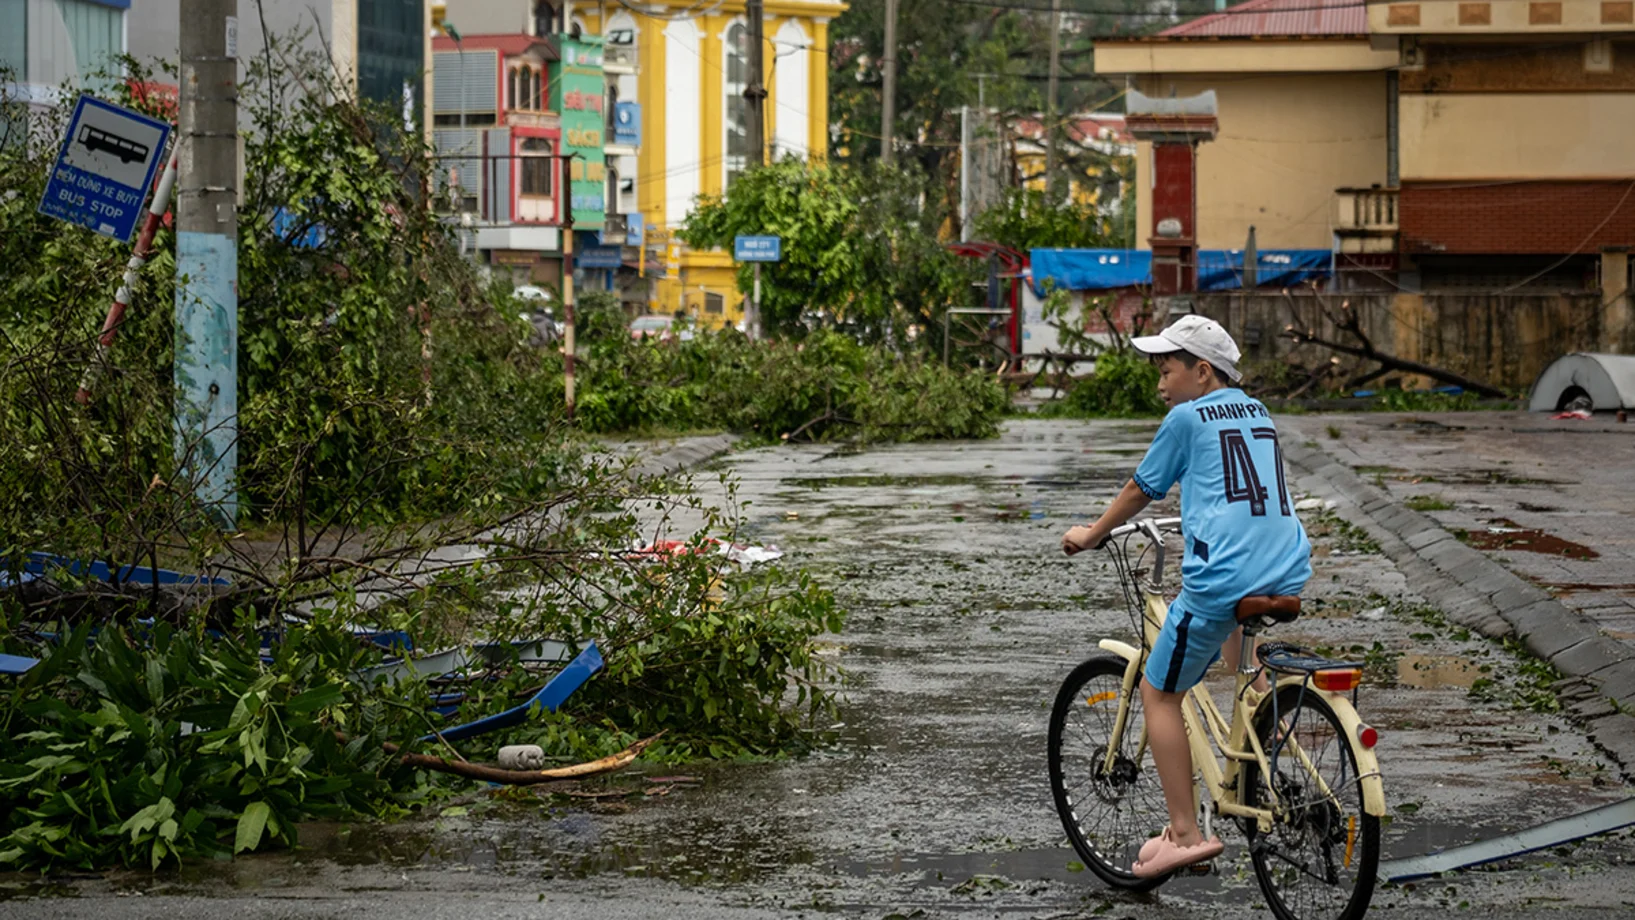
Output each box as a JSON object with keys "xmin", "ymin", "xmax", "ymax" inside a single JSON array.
[{"xmin": 550, "ymin": 36, "xmax": 606, "ymax": 229}]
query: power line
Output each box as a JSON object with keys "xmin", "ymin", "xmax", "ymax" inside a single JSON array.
[{"xmin": 942, "ymin": 0, "xmax": 1365, "ymax": 18}]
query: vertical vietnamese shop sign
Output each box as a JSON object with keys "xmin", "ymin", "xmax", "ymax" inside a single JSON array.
[{"xmin": 550, "ymin": 36, "xmax": 606, "ymax": 228}]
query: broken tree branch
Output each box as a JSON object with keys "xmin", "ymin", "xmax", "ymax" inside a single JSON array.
[
  {"xmin": 1281, "ymin": 326, "xmax": 1508, "ymax": 399},
  {"xmin": 384, "ymin": 732, "xmax": 664, "ymax": 786}
]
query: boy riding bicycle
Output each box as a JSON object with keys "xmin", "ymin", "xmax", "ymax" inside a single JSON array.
[{"xmin": 1060, "ymin": 315, "xmax": 1311, "ymax": 878}]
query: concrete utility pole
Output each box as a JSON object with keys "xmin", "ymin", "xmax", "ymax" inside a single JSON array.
[
  {"xmin": 175, "ymin": 0, "xmax": 239, "ymax": 526},
  {"xmin": 880, "ymin": 0, "xmax": 897, "ymax": 165},
  {"xmin": 746, "ymin": 0, "xmax": 767, "ymax": 167},
  {"xmin": 959, "ymin": 105, "xmax": 970, "ymax": 240},
  {"xmin": 1045, "ymin": 0, "xmax": 1061, "ymax": 202}
]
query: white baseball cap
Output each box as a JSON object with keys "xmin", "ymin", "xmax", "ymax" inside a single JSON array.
[{"xmin": 1130, "ymin": 314, "xmax": 1243, "ymax": 383}]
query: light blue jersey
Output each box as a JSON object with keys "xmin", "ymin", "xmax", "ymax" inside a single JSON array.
[{"xmin": 1132, "ymin": 388, "xmax": 1312, "ymax": 624}]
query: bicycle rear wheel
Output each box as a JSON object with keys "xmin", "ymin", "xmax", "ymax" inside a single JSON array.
[
  {"xmin": 1047, "ymin": 655, "xmax": 1170, "ymax": 892},
  {"xmin": 1243, "ymin": 687, "xmax": 1380, "ymax": 920}
]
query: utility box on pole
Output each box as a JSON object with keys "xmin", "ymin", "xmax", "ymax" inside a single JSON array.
[{"xmin": 175, "ymin": 0, "xmax": 240, "ymax": 526}]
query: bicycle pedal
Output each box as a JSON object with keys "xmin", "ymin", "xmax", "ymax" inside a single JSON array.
[{"xmin": 1183, "ymin": 861, "xmax": 1217, "ymax": 876}]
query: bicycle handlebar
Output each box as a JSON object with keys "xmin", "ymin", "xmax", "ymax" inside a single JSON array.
[
  {"xmin": 1096, "ymin": 517, "xmax": 1182, "ymax": 588},
  {"xmin": 1101, "ymin": 517, "xmax": 1182, "ymax": 542}
]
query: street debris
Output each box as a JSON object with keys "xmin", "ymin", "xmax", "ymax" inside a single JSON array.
[
  {"xmin": 1282, "ymin": 292, "xmax": 1508, "ymax": 398},
  {"xmin": 1379, "ymin": 797, "xmax": 1635, "ymax": 883},
  {"xmin": 384, "ymin": 733, "xmax": 664, "ymax": 786}
]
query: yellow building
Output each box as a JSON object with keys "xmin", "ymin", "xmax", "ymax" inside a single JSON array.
[
  {"xmin": 1011, "ymin": 113, "xmax": 1135, "ymax": 212},
  {"xmin": 581, "ymin": 0, "xmax": 843, "ymax": 326},
  {"xmin": 1095, "ymin": 0, "xmax": 1635, "ymax": 295}
]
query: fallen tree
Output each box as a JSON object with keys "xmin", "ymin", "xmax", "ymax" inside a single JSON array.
[{"xmin": 1280, "ymin": 290, "xmax": 1509, "ymax": 399}]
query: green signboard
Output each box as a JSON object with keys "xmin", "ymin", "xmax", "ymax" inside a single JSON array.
[{"xmin": 549, "ymin": 36, "xmax": 605, "ymax": 229}]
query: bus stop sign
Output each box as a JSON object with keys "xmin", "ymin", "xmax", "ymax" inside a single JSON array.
[{"xmin": 38, "ymin": 95, "xmax": 172, "ymax": 242}]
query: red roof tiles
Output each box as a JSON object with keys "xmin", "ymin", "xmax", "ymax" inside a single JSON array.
[{"xmin": 1157, "ymin": 0, "xmax": 1366, "ymax": 38}]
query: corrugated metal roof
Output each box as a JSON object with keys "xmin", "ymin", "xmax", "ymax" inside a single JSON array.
[{"xmin": 1159, "ymin": 0, "xmax": 1366, "ymax": 38}]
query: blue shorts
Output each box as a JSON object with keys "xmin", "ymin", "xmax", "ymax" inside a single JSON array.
[{"xmin": 1143, "ymin": 600, "xmax": 1240, "ymax": 693}]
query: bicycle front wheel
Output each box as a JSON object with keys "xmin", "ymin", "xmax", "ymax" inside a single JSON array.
[
  {"xmin": 1047, "ymin": 655, "xmax": 1170, "ymax": 892},
  {"xmin": 1244, "ymin": 686, "xmax": 1380, "ymax": 920}
]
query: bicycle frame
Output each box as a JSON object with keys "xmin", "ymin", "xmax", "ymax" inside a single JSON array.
[{"xmin": 1092, "ymin": 520, "xmax": 1386, "ymax": 835}]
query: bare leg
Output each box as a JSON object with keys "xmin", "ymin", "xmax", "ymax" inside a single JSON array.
[
  {"xmin": 1140, "ymin": 676, "xmax": 1206, "ymax": 847},
  {"xmin": 1222, "ymin": 626, "xmax": 1268, "ymax": 694}
]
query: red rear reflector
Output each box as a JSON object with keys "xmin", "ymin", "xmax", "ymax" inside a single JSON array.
[
  {"xmin": 1314, "ymin": 669, "xmax": 1362, "ymax": 692},
  {"xmin": 1356, "ymin": 724, "xmax": 1378, "ymax": 748}
]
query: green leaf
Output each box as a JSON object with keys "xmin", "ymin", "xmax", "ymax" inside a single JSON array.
[
  {"xmin": 235, "ymin": 801, "xmax": 271, "ymax": 854},
  {"xmin": 286, "ymin": 683, "xmax": 344, "ymax": 714},
  {"xmin": 119, "ymin": 797, "xmax": 176, "ymax": 843}
]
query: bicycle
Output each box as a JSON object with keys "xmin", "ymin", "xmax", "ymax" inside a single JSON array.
[{"xmin": 1048, "ymin": 518, "xmax": 1385, "ymax": 920}]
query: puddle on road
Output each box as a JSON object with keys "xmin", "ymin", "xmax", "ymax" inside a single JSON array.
[
  {"xmin": 1458, "ymin": 519, "xmax": 1600, "ymax": 560},
  {"xmin": 1395, "ymin": 654, "xmax": 1485, "ymax": 689},
  {"xmin": 784, "ymin": 474, "xmax": 989, "ymax": 490}
]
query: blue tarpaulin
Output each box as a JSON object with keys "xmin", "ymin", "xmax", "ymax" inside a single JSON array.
[
  {"xmin": 1198, "ymin": 249, "xmax": 1332, "ymax": 292},
  {"xmin": 1031, "ymin": 249, "xmax": 1151, "ymax": 295},
  {"xmin": 1031, "ymin": 248, "xmax": 1332, "ymax": 295}
]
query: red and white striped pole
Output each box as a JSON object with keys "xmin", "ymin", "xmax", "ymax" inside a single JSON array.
[{"xmin": 75, "ymin": 151, "xmax": 180, "ymax": 405}]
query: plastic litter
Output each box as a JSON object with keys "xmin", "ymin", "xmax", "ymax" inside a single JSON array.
[
  {"xmin": 498, "ymin": 744, "xmax": 547, "ymax": 770},
  {"xmin": 628, "ymin": 539, "xmax": 784, "ymax": 570}
]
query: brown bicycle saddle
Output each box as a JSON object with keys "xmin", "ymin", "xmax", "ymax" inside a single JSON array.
[{"xmin": 1235, "ymin": 595, "xmax": 1302, "ymax": 628}]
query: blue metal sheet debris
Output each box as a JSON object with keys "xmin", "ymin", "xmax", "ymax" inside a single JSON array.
[
  {"xmin": 5, "ymin": 552, "xmax": 604, "ymax": 742},
  {"xmin": 19, "ymin": 551, "xmax": 231, "ymax": 587},
  {"xmin": 423, "ymin": 642, "xmax": 604, "ymax": 742},
  {"xmin": 0, "ymin": 570, "xmax": 38, "ymax": 589},
  {"xmin": 0, "ymin": 653, "xmax": 40, "ymax": 676},
  {"xmin": 1379, "ymin": 797, "xmax": 1635, "ymax": 883}
]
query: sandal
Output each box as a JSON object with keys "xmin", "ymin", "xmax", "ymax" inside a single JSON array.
[
  {"xmin": 1132, "ymin": 830, "xmax": 1224, "ymax": 878},
  {"xmin": 1138, "ymin": 826, "xmax": 1173, "ymax": 864}
]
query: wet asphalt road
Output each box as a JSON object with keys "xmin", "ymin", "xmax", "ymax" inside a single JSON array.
[{"xmin": 4, "ymin": 419, "xmax": 1633, "ymax": 919}]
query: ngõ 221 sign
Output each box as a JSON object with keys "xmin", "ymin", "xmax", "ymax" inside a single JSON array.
[{"xmin": 39, "ymin": 95, "xmax": 171, "ymax": 242}]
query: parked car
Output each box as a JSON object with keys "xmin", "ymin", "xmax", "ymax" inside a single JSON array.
[{"xmin": 630, "ymin": 314, "xmax": 679, "ymax": 342}]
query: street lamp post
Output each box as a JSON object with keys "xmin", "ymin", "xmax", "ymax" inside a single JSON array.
[{"xmin": 441, "ymin": 22, "xmax": 468, "ymax": 217}]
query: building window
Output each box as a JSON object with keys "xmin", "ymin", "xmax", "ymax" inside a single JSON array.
[
  {"xmin": 532, "ymin": 1, "xmax": 557, "ymax": 36},
  {"xmin": 704, "ymin": 292, "xmax": 724, "ymax": 315},
  {"xmin": 520, "ymin": 137, "xmax": 553, "ymax": 197},
  {"xmin": 509, "ymin": 66, "xmax": 544, "ymax": 112},
  {"xmin": 723, "ymin": 22, "xmax": 749, "ymax": 189},
  {"xmin": 606, "ymin": 165, "xmax": 619, "ymax": 215}
]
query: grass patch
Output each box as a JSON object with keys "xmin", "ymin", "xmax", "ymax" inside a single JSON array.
[
  {"xmin": 1405, "ymin": 495, "xmax": 1454, "ymax": 512},
  {"xmin": 1307, "ymin": 510, "xmax": 1383, "ymax": 555},
  {"xmin": 1468, "ymin": 638, "xmax": 1564, "ymax": 714}
]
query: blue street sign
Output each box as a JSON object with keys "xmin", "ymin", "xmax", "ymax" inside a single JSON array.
[
  {"xmin": 38, "ymin": 95, "xmax": 171, "ymax": 242},
  {"xmin": 734, "ymin": 235, "xmax": 781, "ymax": 262},
  {"xmin": 577, "ymin": 244, "xmax": 623, "ymax": 269}
]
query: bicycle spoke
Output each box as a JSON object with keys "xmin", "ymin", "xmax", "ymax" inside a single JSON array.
[
  {"xmin": 1246, "ymin": 687, "xmax": 1378, "ymax": 920},
  {"xmin": 1049, "ymin": 659, "xmax": 1170, "ymax": 888}
]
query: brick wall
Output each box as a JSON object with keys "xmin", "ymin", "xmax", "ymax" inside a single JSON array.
[{"xmin": 1400, "ymin": 180, "xmax": 1635, "ymax": 254}]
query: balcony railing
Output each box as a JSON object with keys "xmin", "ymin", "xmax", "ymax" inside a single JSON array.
[
  {"xmin": 1335, "ymin": 187, "xmax": 1399, "ymax": 255},
  {"xmin": 1336, "ymin": 186, "xmax": 1398, "ymax": 231}
]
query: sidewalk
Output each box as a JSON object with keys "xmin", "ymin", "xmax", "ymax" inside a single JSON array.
[{"xmin": 1278, "ymin": 411, "xmax": 1635, "ymax": 774}]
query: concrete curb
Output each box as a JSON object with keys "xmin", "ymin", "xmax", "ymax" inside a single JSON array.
[
  {"xmin": 1282, "ymin": 438, "xmax": 1635, "ymax": 777},
  {"xmin": 627, "ymin": 433, "xmax": 741, "ymax": 479}
]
